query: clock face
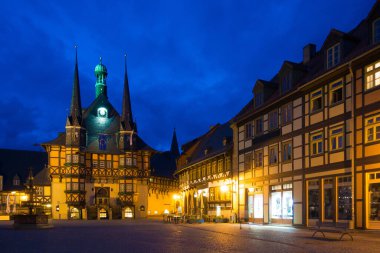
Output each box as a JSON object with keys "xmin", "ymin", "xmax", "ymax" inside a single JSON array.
[{"xmin": 97, "ymin": 107, "xmax": 108, "ymax": 118}]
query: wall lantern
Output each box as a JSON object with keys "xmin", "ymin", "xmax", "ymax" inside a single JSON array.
[
  {"xmin": 139, "ymin": 205, "xmax": 145, "ymax": 211},
  {"xmin": 56, "ymin": 205, "xmax": 60, "ymax": 212}
]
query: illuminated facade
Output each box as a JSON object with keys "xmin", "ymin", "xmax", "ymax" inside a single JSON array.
[
  {"xmin": 232, "ymin": 2, "xmax": 380, "ymax": 229},
  {"xmin": 42, "ymin": 53, "xmax": 179, "ymax": 220},
  {"xmin": 175, "ymin": 123, "xmax": 237, "ymax": 220}
]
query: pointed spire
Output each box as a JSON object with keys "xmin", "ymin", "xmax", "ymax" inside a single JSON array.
[
  {"xmin": 170, "ymin": 128, "xmax": 180, "ymax": 158},
  {"xmin": 121, "ymin": 53, "xmax": 134, "ymax": 131},
  {"xmin": 69, "ymin": 45, "xmax": 82, "ymax": 125}
]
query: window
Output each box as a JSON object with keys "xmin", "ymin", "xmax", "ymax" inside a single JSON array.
[
  {"xmin": 217, "ymin": 160, "xmax": 223, "ymax": 173},
  {"xmin": 13, "ymin": 175, "xmax": 20, "ymax": 186},
  {"xmin": 310, "ymin": 132, "xmax": 323, "ymax": 155},
  {"xmin": 212, "ymin": 161, "xmax": 217, "ymax": 174},
  {"xmin": 308, "ymin": 180, "xmax": 320, "ymax": 219},
  {"xmin": 66, "ymin": 154, "xmax": 72, "ymax": 163},
  {"xmin": 269, "ymin": 110, "xmax": 278, "ymax": 130},
  {"xmin": 35, "ymin": 186, "xmax": 44, "ymax": 196},
  {"xmin": 281, "ymin": 72, "xmax": 291, "ymax": 93},
  {"xmin": 373, "ymin": 18, "xmax": 380, "ymax": 44},
  {"xmin": 330, "ymin": 127, "xmax": 344, "ymax": 151},
  {"xmin": 72, "ymin": 155, "xmax": 79, "ymax": 163},
  {"xmin": 310, "ymin": 89, "xmax": 323, "ymax": 112},
  {"xmin": 282, "ymin": 142, "xmax": 292, "ymax": 162},
  {"xmin": 365, "ymin": 60, "xmax": 380, "ymax": 90},
  {"xmin": 245, "ymin": 123, "xmax": 253, "ymax": 139},
  {"xmin": 99, "ymin": 161, "xmax": 105, "ymax": 168},
  {"xmin": 338, "ymin": 176, "xmax": 352, "ymax": 220},
  {"xmin": 255, "ymin": 92, "xmax": 264, "ymax": 107},
  {"xmin": 327, "ymin": 43, "xmax": 340, "ymax": 69},
  {"xmin": 330, "ymin": 80, "xmax": 343, "ymax": 104},
  {"xmin": 255, "ymin": 117, "xmax": 263, "ymax": 135},
  {"xmin": 119, "ymin": 157, "xmax": 124, "ymax": 166},
  {"xmin": 281, "ymin": 103, "xmax": 292, "ymax": 125},
  {"xmin": 269, "ymin": 145, "xmax": 278, "ymax": 165},
  {"xmin": 106, "ymin": 160, "xmax": 112, "ymax": 168},
  {"xmin": 92, "ymin": 160, "xmax": 98, "ymax": 168},
  {"xmin": 254, "ymin": 150, "xmax": 263, "ymax": 168},
  {"xmin": 365, "ymin": 115, "xmax": 380, "ymax": 142},
  {"xmin": 244, "ymin": 153, "xmax": 252, "ymax": 171},
  {"xmin": 324, "ymin": 178, "xmax": 334, "ymax": 220}
]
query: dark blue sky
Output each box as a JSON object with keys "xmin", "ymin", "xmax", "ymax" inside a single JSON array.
[{"xmin": 0, "ymin": 0, "xmax": 375, "ymax": 152}]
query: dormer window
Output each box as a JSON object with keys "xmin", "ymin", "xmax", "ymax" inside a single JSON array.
[
  {"xmin": 255, "ymin": 92, "xmax": 264, "ymax": 107},
  {"xmin": 281, "ymin": 72, "xmax": 291, "ymax": 93},
  {"xmin": 373, "ymin": 18, "xmax": 380, "ymax": 44},
  {"xmin": 327, "ymin": 43, "xmax": 340, "ymax": 69},
  {"xmin": 13, "ymin": 175, "xmax": 20, "ymax": 186}
]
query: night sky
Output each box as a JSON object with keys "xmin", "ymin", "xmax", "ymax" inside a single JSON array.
[{"xmin": 0, "ymin": 0, "xmax": 375, "ymax": 152}]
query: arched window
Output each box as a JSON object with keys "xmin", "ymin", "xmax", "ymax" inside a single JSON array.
[
  {"xmin": 373, "ymin": 18, "xmax": 380, "ymax": 44},
  {"xmin": 125, "ymin": 207, "xmax": 133, "ymax": 218}
]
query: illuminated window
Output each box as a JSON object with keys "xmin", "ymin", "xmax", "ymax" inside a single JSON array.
[
  {"xmin": 327, "ymin": 43, "xmax": 340, "ymax": 69},
  {"xmin": 66, "ymin": 154, "xmax": 72, "ymax": 163},
  {"xmin": 99, "ymin": 161, "xmax": 105, "ymax": 168},
  {"xmin": 97, "ymin": 107, "xmax": 108, "ymax": 118},
  {"xmin": 254, "ymin": 150, "xmax": 263, "ymax": 168},
  {"xmin": 217, "ymin": 160, "xmax": 223, "ymax": 173},
  {"xmin": 310, "ymin": 132, "xmax": 323, "ymax": 155},
  {"xmin": 269, "ymin": 110, "xmax": 278, "ymax": 130},
  {"xmin": 35, "ymin": 186, "xmax": 44, "ymax": 196},
  {"xmin": 282, "ymin": 142, "xmax": 292, "ymax": 162},
  {"xmin": 255, "ymin": 117, "xmax": 263, "ymax": 135},
  {"xmin": 281, "ymin": 103, "xmax": 292, "ymax": 125},
  {"xmin": 365, "ymin": 60, "xmax": 380, "ymax": 90},
  {"xmin": 92, "ymin": 160, "xmax": 98, "ymax": 168},
  {"xmin": 212, "ymin": 161, "xmax": 217, "ymax": 174},
  {"xmin": 330, "ymin": 127, "xmax": 344, "ymax": 151},
  {"xmin": 72, "ymin": 155, "xmax": 79, "ymax": 163},
  {"xmin": 373, "ymin": 18, "xmax": 380, "ymax": 44},
  {"xmin": 269, "ymin": 145, "xmax": 278, "ymax": 165},
  {"xmin": 365, "ymin": 115, "xmax": 380, "ymax": 142},
  {"xmin": 245, "ymin": 122, "xmax": 253, "ymax": 139},
  {"xmin": 310, "ymin": 89, "xmax": 323, "ymax": 113},
  {"xmin": 330, "ymin": 80, "xmax": 343, "ymax": 104}
]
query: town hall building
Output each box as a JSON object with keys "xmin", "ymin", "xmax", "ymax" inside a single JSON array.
[{"xmin": 41, "ymin": 52, "xmax": 179, "ymax": 220}]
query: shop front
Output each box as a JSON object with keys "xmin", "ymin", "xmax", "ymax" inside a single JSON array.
[
  {"xmin": 307, "ymin": 176, "xmax": 352, "ymax": 227},
  {"xmin": 368, "ymin": 172, "xmax": 380, "ymax": 229},
  {"xmin": 270, "ymin": 183, "xmax": 293, "ymax": 224}
]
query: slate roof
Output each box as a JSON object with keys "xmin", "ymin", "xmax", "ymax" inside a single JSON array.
[
  {"xmin": 232, "ymin": 1, "xmax": 380, "ymax": 124},
  {"xmin": 176, "ymin": 122, "xmax": 232, "ymax": 173},
  {"xmin": 0, "ymin": 149, "xmax": 48, "ymax": 191}
]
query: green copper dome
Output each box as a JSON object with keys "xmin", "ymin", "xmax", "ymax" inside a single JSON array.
[
  {"xmin": 95, "ymin": 57, "xmax": 107, "ymax": 75},
  {"xmin": 95, "ymin": 56, "xmax": 108, "ymax": 98}
]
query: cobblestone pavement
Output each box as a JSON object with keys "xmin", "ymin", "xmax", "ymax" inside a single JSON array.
[{"xmin": 0, "ymin": 219, "xmax": 379, "ymax": 253}]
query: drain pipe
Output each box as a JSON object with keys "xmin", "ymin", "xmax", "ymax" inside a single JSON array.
[{"xmin": 349, "ymin": 61, "xmax": 355, "ymax": 229}]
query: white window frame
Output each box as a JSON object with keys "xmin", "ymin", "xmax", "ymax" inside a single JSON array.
[
  {"xmin": 365, "ymin": 60, "xmax": 380, "ymax": 90},
  {"xmin": 327, "ymin": 43, "xmax": 340, "ymax": 69}
]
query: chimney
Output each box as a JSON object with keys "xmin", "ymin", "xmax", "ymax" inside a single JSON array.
[{"xmin": 303, "ymin": 43, "xmax": 316, "ymax": 64}]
